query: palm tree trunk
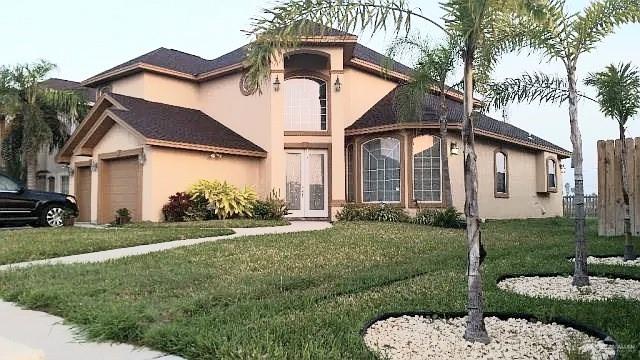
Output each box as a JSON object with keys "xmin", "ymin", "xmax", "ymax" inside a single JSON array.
[
  {"xmin": 620, "ymin": 122, "xmax": 635, "ymax": 260},
  {"xmin": 462, "ymin": 47, "xmax": 489, "ymax": 344},
  {"xmin": 25, "ymin": 153, "xmax": 37, "ymax": 189},
  {"xmin": 439, "ymin": 81, "xmax": 453, "ymax": 207},
  {"xmin": 567, "ymin": 65, "xmax": 589, "ymax": 287}
]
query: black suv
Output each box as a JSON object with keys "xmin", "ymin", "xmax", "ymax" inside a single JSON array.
[{"xmin": 0, "ymin": 173, "xmax": 79, "ymax": 227}]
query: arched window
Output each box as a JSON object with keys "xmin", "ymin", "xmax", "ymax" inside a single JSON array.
[
  {"xmin": 284, "ymin": 77, "xmax": 327, "ymax": 131},
  {"xmin": 413, "ymin": 135, "xmax": 442, "ymax": 202},
  {"xmin": 362, "ymin": 137, "xmax": 401, "ymax": 202},
  {"xmin": 345, "ymin": 144, "xmax": 354, "ymax": 202},
  {"xmin": 495, "ymin": 151, "xmax": 508, "ymax": 196},
  {"xmin": 547, "ymin": 158, "xmax": 557, "ymax": 190}
]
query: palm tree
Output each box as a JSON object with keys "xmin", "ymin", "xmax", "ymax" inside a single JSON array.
[
  {"xmin": 585, "ymin": 63, "xmax": 640, "ymax": 261},
  {"xmin": 243, "ymin": 0, "xmax": 537, "ymax": 343},
  {"xmin": 0, "ymin": 60, "xmax": 85, "ymax": 187},
  {"xmin": 388, "ymin": 36, "xmax": 458, "ymax": 206},
  {"xmin": 485, "ymin": 0, "xmax": 640, "ymax": 286}
]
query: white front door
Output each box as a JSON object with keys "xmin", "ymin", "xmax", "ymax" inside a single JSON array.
[{"xmin": 285, "ymin": 149, "xmax": 329, "ymax": 218}]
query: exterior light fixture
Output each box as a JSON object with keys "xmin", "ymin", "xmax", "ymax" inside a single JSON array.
[
  {"xmin": 334, "ymin": 76, "xmax": 342, "ymax": 92},
  {"xmin": 138, "ymin": 151, "xmax": 146, "ymax": 165},
  {"xmin": 273, "ymin": 76, "xmax": 281, "ymax": 92},
  {"xmin": 90, "ymin": 160, "xmax": 98, "ymax": 172},
  {"xmin": 66, "ymin": 165, "xmax": 75, "ymax": 177},
  {"xmin": 450, "ymin": 142, "xmax": 460, "ymax": 155},
  {"xmin": 560, "ymin": 163, "xmax": 566, "ymax": 174}
]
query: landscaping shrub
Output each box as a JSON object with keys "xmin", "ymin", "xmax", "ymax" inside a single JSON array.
[
  {"xmin": 253, "ymin": 190, "xmax": 288, "ymax": 220},
  {"xmin": 413, "ymin": 207, "xmax": 464, "ymax": 228},
  {"xmin": 336, "ymin": 203, "xmax": 408, "ymax": 222},
  {"xmin": 188, "ymin": 180, "xmax": 257, "ymax": 219},
  {"xmin": 412, "ymin": 208, "xmax": 438, "ymax": 225},
  {"xmin": 162, "ymin": 192, "xmax": 195, "ymax": 222}
]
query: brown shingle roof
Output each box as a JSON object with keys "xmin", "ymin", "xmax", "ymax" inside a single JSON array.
[
  {"xmin": 108, "ymin": 94, "xmax": 265, "ymax": 155},
  {"xmin": 347, "ymin": 87, "xmax": 571, "ymax": 156},
  {"xmin": 40, "ymin": 78, "xmax": 97, "ymax": 103}
]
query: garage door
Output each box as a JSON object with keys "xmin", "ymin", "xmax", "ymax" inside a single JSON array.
[
  {"xmin": 100, "ymin": 157, "xmax": 141, "ymax": 224},
  {"xmin": 75, "ymin": 166, "xmax": 92, "ymax": 222}
]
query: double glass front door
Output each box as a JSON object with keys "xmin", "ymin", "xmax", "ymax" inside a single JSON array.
[{"xmin": 285, "ymin": 149, "xmax": 328, "ymax": 218}]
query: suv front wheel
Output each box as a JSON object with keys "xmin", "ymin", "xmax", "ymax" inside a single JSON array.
[{"xmin": 41, "ymin": 205, "xmax": 66, "ymax": 228}]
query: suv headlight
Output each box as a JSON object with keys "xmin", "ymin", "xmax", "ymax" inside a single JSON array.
[{"xmin": 66, "ymin": 196, "xmax": 77, "ymax": 204}]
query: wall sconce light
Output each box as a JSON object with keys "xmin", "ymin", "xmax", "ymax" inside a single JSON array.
[
  {"xmin": 90, "ymin": 160, "xmax": 98, "ymax": 172},
  {"xmin": 560, "ymin": 163, "xmax": 566, "ymax": 174},
  {"xmin": 209, "ymin": 153, "xmax": 224, "ymax": 160},
  {"xmin": 334, "ymin": 76, "xmax": 342, "ymax": 92},
  {"xmin": 66, "ymin": 165, "xmax": 75, "ymax": 177},
  {"xmin": 273, "ymin": 76, "xmax": 281, "ymax": 92},
  {"xmin": 450, "ymin": 142, "xmax": 460, "ymax": 155}
]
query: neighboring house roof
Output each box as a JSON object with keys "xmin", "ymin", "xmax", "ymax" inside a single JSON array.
[
  {"xmin": 347, "ymin": 87, "xmax": 571, "ymax": 157},
  {"xmin": 40, "ymin": 78, "xmax": 97, "ymax": 103},
  {"xmin": 108, "ymin": 94, "xmax": 266, "ymax": 155}
]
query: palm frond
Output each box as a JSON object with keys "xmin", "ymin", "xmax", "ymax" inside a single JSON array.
[
  {"xmin": 584, "ymin": 62, "xmax": 640, "ymax": 126},
  {"xmin": 571, "ymin": 0, "xmax": 640, "ymax": 58},
  {"xmin": 484, "ymin": 72, "xmax": 595, "ymax": 110}
]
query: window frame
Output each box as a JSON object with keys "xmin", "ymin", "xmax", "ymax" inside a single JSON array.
[
  {"xmin": 411, "ymin": 134, "xmax": 443, "ymax": 204},
  {"xmin": 360, "ymin": 136, "xmax": 402, "ymax": 204},
  {"xmin": 494, "ymin": 149, "xmax": 509, "ymax": 198},
  {"xmin": 546, "ymin": 157, "xmax": 558, "ymax": 192},
  {"xmin": 283, "ymin": 73, "xmax": 330, "ymax": 135}
]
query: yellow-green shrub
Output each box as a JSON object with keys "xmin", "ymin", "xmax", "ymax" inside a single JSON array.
[{"xmin": 188, "ymin": 180, "xmax": 257, "ymax": 219}]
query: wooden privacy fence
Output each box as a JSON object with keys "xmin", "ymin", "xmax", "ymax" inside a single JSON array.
[
  {"xmin": 563, "ymin": 195, "xmax": 598, "ymax": 218},
  {"xmin": 597, "ymin": 138, "xmax": 640, "ymax": 236}
]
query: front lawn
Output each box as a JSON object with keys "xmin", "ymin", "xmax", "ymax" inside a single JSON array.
[{"xmin": 0, "ymin": 218, "xmax": 639, "ymax": 359}]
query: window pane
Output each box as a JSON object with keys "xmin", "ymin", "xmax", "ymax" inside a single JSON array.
[
  {"xmin": 362, "ymin": 138, "xmax": 401, "ymax": 202},
  {"xmin": 286, "ymin": 153, "xmax": 302, "ymax": 210},
  {"xmin": 0, "ymin": 175, "xmax": 19, "ymax": 191},
  {"xmin": 547, "ymin": 159, "xmax": 556, "ymax": 188},
  {"xmin": 308, "ymin": 153, "xmax": 325, "ymax": 210},
  {"xmin": 413, "ymin": 135, "xmax": 442, "ymax": 202},
  {"xmin": 495, "ymin": 152, "xmax": 507, "ymax": 193},
  {"xmin": 284, "ymin": 78, "xmax": 328, "ymax": 131}
]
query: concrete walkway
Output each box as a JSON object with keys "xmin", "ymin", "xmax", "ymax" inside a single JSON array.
[{"xmin": 0, "ymin": 221, "xmax": 332, "ymax": 360}]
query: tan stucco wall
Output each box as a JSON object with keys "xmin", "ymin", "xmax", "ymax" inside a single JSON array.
[
  {"xmin": 445, "ymin": 133, "xmax": 564, "ymax": 219},
  {"xmin": 144, "ymin": 146, "xmax": 263, "ymax": 222},
  {"xmin": 344, "ymin": 67, "xmax": 398, "ymax": 127},
  {"xmin": 111, "ymin": 73, "xmax": 199, "ymax": 109},
  {"xmin": 110, "ymin": 73, "xmax": 145, "ymax": 98}
]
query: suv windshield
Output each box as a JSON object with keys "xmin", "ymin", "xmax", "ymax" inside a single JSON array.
[{"xmin": 0, "ymin": 175, "xmax": 20, "ymax": 192}]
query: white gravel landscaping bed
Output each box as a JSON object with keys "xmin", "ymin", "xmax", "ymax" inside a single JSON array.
[
  {"xmin": 364, "ymin": 315, "xmax": 615, "ymax": 360},
  {"xmin": 582, "ymin": 256, "xmax": 640, "ymax": 267},
  {"xmin": 498, "ymin": 276, "xmax": 640, "ymax": 301}
]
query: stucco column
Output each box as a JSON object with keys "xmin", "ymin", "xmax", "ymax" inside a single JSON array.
[
  {"xmin": 330, "ymin": 70, "xmax": 346, "ymax": 209},
  {"xmin": 268, "ymin": 55, "xmax": 286, "ymax": 195}
]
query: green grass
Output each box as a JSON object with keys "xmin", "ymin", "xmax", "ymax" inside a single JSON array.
[
  {"xmin": 0, "ymin": 219, "xmax": 286, "ymax": 265},
  {"xmin": 0, "ymin": 218, "xmax": 639, "ymax": 359}
]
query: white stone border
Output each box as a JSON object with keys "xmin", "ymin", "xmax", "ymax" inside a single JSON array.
[
  {"xmin": 364, "ymin": 315, "xmax": 616, "ymax": 360},
  {"xmin": 498, "ymin": 275, "xmax": 640, "ymax": 301}
]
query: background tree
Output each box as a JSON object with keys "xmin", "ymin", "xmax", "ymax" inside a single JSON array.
[
  {"xmin": 388, "ymin": 36, "xmax": 458, "ymax": 207},
  {"xmin": 485, "ymin": 0, "xmax": 640, "ymax": 286},
  {"xmin": 585, "ymin": 63, "xmax": 640, "ymax": 261},
  {"xmin": 243, "ymin": 0, "xmax": 538, "ymax": 343},
  {"xmin": 0, "ymin": 61, "xmax": 85, "ymax": 187}
]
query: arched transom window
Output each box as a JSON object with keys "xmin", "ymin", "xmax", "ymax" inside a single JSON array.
[
  {"xmin": 413, "ymin": 135, "xmax": 442, "ymax": 202},
  {"xmin": 547, "ymin": 158, "xmax": 557, "ymax": 190},
  {"xmin": 362, "ymin": 137, "xmax": 401, "ymax": 202},
  {"xmin": 495, "ymin": 151, "xmax": 508, "ymax": 195},
  {"xmin": 284, "ymin": 77, "xmax": 327, "ymax": 131}
]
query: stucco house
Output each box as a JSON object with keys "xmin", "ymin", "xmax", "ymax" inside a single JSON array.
[{"xmin": 56, "ymin": 28, "xmax": 570, "ymax": 224}]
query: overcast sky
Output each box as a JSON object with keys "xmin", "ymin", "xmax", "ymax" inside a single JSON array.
[{"xmin": 2, "ymin": 0, "xmax": 639, "ymax": 194}]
